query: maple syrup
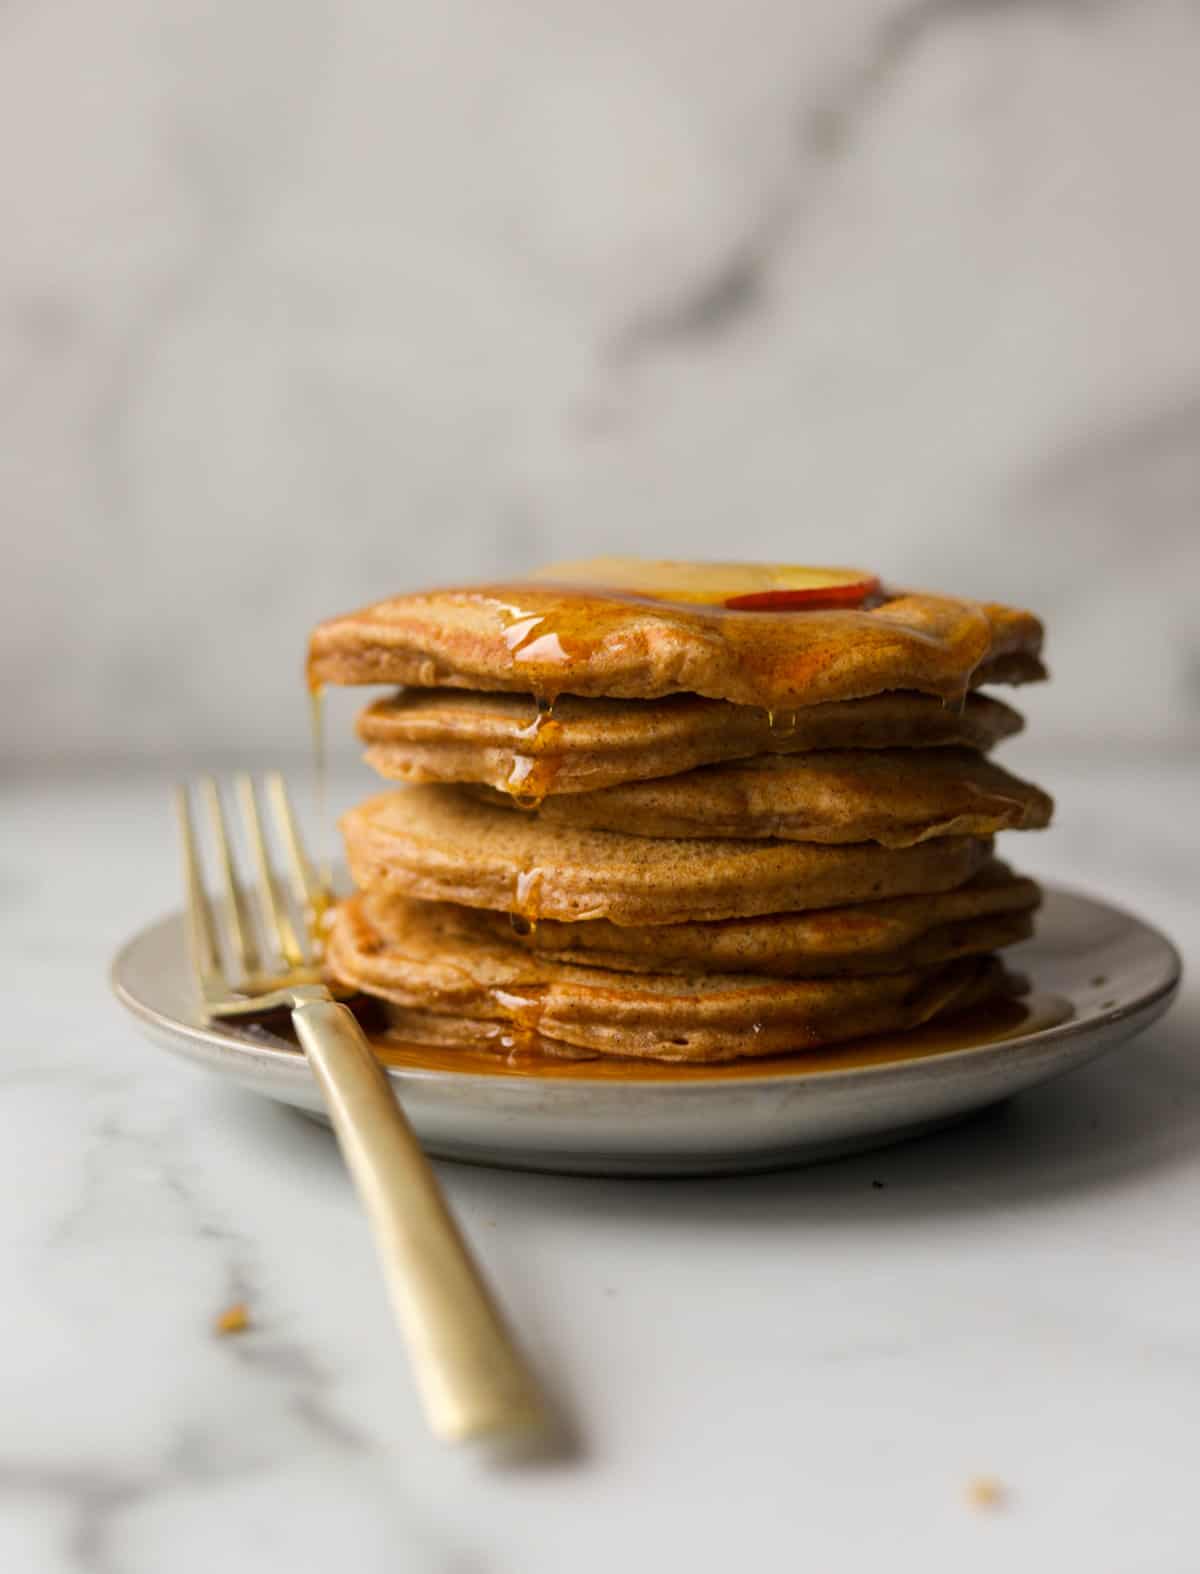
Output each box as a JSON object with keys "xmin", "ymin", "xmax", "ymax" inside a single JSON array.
[
  {"xmin": 766, "ymin": 708, "xmax": 798, "ymax": 738},
  {"xmin": 513, "ymin": 866, "xmax": 545, "ymax": 923},
  {"xmin": 457, "ymin": 567, "xmax": 1001, "ymax": 712},
  {"xmin": 306, "ymin": 558, "xmax": 1039, "ymax": 715},
  {"xmin": 308, "ymin": 683, "xmax": 334, "ymax": 899},
  {"xmin": 504, "ymin": 698, "xmax": 565, "ymax": 802},
  {"xmin": 540, "ymin": 559, "xmax": 881, "ymax": 609},
  {"xmin": 490, "ymin": 985, "xmax": 550, "ymax": 1055},
  {"xmin": 366, "ymin": 992, "xmax": 1074, "ymax": 1082},
  {"xmin": 307, "ymin": 559, "xmax": 1048, "ymax": 1085}
]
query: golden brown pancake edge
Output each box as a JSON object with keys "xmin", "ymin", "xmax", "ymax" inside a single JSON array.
[
  {"xmin": 429, "ymin": 864, "xmax": 1042, "ymax": 976},
  {"xmin": 309, "ymin": 582, "xmax": 1045, "ymax": 710},
  {"xmin": 341, "ymin": 785, "xmax": 996, "ymax": 925},
  {"xmin": 357, "ymin": 688, "xmax": 1026, "ymax": 795},
  {"xmin": 471, "ymin": 747, "xmax": 1053, "ymax": 847}
]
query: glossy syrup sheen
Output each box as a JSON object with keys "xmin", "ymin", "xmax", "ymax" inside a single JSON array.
[
  {"xmin": 305, "ymin": 559, "xmax": 1031, "ymax": 717},
  {"xmin": 456, "ymin": 575, "xmax": 998, "ymax": 713},
  {"xmin": 505, "ymin": 698, "xmax": 564, "ymax": 802},
  {"xmin": 366, "ymin": 993, "xmax": 1075, "ymax": 1083}
]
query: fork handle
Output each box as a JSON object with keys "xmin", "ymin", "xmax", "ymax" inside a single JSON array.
[{"xmin": 291, "ymin": 996, "xmax": 548, "ymax": 1445}]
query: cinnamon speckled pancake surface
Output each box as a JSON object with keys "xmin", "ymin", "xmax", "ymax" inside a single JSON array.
[
  {"xmin": 449, "ymin": 863, "xmax": 1042, "ymax": 976},
  {"xmin": 475, "ymin": 748, "xmax": 1052, "ymax": 847},
  {"xmin": 341, "ymin": 785, "xmax": 994, "ymax": 925},
  {"xmin": 358, "ymin": 688, "xmax": 1025, "ymax": 795},
  {"xmin": 327, "ymin": 890, "xmax": 1012, "ymax": 1062},
  {"xmin": 310, "ymin": 580, "xmax": 1045, "ymax": 710}
]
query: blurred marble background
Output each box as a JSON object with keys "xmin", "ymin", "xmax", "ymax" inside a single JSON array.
[{"xmin": 3, "ymin": 0, "xmax": 1199, "ymax": 765}]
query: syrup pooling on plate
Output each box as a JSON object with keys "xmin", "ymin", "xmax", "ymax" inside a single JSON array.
[{"xmin": 369, "ymin": 992, "xmax": 1076, "ymax": 1081}]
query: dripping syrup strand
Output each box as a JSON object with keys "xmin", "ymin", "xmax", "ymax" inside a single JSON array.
[
  {"xmin": 505, "ymin": 695, "xmax": 563, "ymax": 805},
  {"xmin": 509, "ymin": 864, "xmax": 545, "ymax": 942},
  {"xmin": 309, "ymin": 684, "xmax": 333, "ymax": 914},
  {"xmin": 492, "ymin": 984, "xmax": 550, "ymax": 1058},
  {"xmin": 513, "ymin": 866, "xmax": 544, "ymax": 924}
]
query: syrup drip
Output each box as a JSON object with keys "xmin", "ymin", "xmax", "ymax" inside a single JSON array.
[
  {"xmin": 308, "ymin": 684, "xmax": 333, "ymax": 905},
  {"xmin": 491, "ymin": 985, "xmax": 550, "ymax": 1058},
  {"xmin": 473, "ymin": 573, "xmax": 1005, "ymax": 714},
  {"xmin": 504, "ymin": 697, "xmax": 565, "ymax": 804},
  {"xmin": 513, "ymin": 866, "xmax": 545, "ymax": 923},
  {"xmin": 942, "ymin": 684, "xmax": 970, "ymax": 719}
]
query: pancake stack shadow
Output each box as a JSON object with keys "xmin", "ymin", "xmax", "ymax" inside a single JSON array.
[{"xmin": 319, "ymin": 664, "xmax": 1053, "ymax": 1064}]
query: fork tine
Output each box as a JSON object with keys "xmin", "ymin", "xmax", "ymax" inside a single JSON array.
[
  {"xmin": 235, "ymin": 773, "xmax": 306, "ymax": 969},
  {"xmin": 174, "ymin": 784, "xmax": 224, "ymax": 992},
  {"xmin": 201, "ymin": 777, "xmax": 261, "ymax": 980},
  {"xmin": 265, "ymin": 772, "xmax": 331, "ymax": 937}
]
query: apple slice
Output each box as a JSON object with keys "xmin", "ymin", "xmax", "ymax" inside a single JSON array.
[
  {"xmin": 537, "ymin": 558, "xmax": 880, "ymax": 611},
  {"xmin": 724, "ymin": 576, "xmax": 879, "ymax": 611}
]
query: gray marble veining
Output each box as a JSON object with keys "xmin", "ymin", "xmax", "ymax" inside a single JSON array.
[
  {"xmin": 2, "ymin": 7, "xmax": 1199, "ymax": 1553},
  {"xmin": 2, "ymin": 0, "xmax": 1199, "ymax": 763}
]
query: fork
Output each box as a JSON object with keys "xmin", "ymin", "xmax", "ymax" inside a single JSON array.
[{"xmin": 174, "ymin": 771, "xmax": 548, "ymax": 1446}]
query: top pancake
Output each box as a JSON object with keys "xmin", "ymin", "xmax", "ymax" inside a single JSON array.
[
  {"xmin": 358, "ymin": 688, "xmax": 1025, "ymax": 796},
  {"xmin": 310, "ymin": 575, "xmax": 1045, "ymax": 711}
]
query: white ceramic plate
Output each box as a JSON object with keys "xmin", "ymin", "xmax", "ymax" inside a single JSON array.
[{"xmin": 110, "ymin": 885, "xmax": 1180, "ymax": 1176}]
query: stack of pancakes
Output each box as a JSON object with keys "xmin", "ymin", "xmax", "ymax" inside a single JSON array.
[{"xmin": 309, "ymin": 563, "xmax": 1052, "ymax": 1064}]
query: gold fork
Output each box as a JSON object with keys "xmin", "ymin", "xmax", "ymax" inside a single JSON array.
[{"xmin": 174, "ymin": 771, "xmax": 548, "ymax": 1446}]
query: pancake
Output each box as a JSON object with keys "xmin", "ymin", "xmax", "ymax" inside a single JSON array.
[
  {"xmin": 475, "ymin": 747, "xmax": 1052, "ymax": 847},
  {"xmin": 459, "ymin": 864, "xmax": 1042, "ymax": 976},
  {"xmin": 327, "ymin": 890, "xmax": 1012, "ymax": 1062},
  {"xmin": 341, "ymin": 785, "xmax": 994, "ymax": 925},
  {"xmin": 309, "ymin": 572, "xmax": 1045, "ymax": 711},
  {"xmin": 357, "ymin": 688, "xmax": 1025, "ymax": 796}
]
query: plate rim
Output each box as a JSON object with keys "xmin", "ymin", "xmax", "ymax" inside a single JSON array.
[{"xmin": 110, "ymin": 881, "xmax": 1183, "ymax": 1097}]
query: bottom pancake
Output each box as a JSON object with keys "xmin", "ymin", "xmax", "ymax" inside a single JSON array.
[
  {"xmin": 327, "ymin": 891, "xmax": 1014, "ymax": 1062},
  {"xmin": 463, "ymin": 863, "xmax": 1041, "ymax": 976}
]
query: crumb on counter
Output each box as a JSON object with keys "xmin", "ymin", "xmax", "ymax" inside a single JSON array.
[
  {"xmin": 214, "ymin": 1301, "xmax": 251, "ymax": 1336},
  {"xmin": 965, "ymin": 1475, "xmax": 1006, "ymax": 1511}
]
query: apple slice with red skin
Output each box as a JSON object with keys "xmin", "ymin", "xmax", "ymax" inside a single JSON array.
[
  {"xmin": 537, "ymin": 559, "xmax": 881, "ymax": 611},
  {"xmin": 724, "ymin": 577, "xmax": 880, "ymax": 611}
]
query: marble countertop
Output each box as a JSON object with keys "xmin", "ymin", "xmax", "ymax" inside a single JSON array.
[{"xmin": 2, "ymin": 754, "xmax": 1196, "ymax": 1574}]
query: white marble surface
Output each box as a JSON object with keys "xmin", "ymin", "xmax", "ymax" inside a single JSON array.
[
  {"xmin": 3, "ymin": 0, "xmax": 1200, "ymax": 762},
  {"xmin": 5, "ymin": 4, "xmax": 1198, "ymax": 1560},
  {"xmin": 1, "ymin": 755, "xmax": 1196, "ymax": 1572}
]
